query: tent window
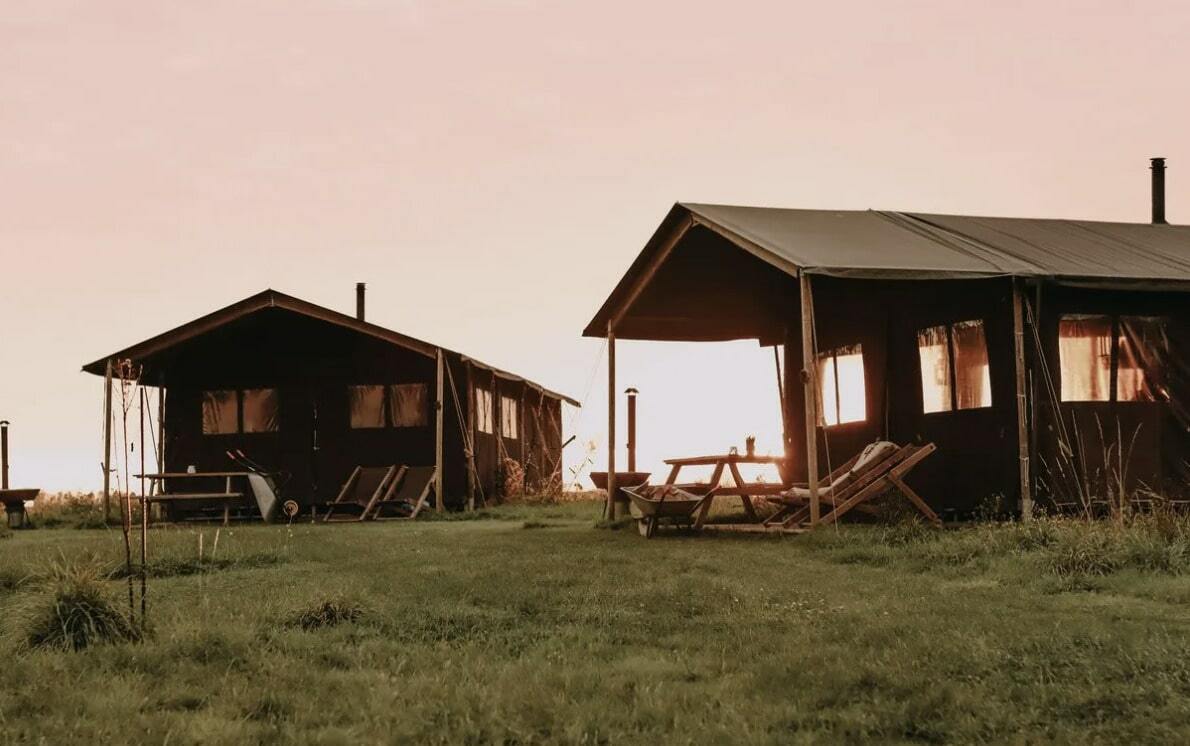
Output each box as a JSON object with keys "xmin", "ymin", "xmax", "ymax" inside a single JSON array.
[
  {"xmin": 349, "ymin": 385, "xmax": 386, "ymax": 428},
  {"xmin": 817, "ymin": 344, "xmax": 866, "ymax": 427},
  {"xmin": 501, "ymin": 395, "xmax": 518, "ymax": 439},
  {"xmin": 204, "ymin": 389, "xmax": 279, "ymax": 435},
  {"xmin": 475, "ymin": 388, "xmax": 494, "ymax": 434},
  {"xmin": 242, "ymin": 388, "xmax": 279, "ymax": 433},
  {"xmin": 202, "ymin": 390, "xmax": 238, "ymax": 435},
  {"xmin": 918, "ymin": 320, "xmax": 991, "ymax": 413},
  {"xmin": 1060, "ymin": 314, "xmax": 1169, "ymax": 403},
  {"xmin": 390, "ymin": 383, "xmax": 429, "ymax": 427}
]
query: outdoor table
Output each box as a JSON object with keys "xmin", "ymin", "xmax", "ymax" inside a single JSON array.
[
  {"xmin": 662, "ymin": 453, "xmax": 789, "ymax": 528},
  {"xmin": 136, "ymin": 471, "xmax": 252, "ymax": 525}
]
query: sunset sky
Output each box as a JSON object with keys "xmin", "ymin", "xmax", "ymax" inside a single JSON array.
[{"xmin": 2, "ymin": 1, "xmax": 1188, "ymax": 492}]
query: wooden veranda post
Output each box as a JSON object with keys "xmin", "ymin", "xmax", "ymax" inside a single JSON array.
[
  {"xmin": 465, "ymin": 361, "xmax": 476, "ymax": 511},
  {"xmin": 102, "ymin": 358, "xmax": 113, "ymax": 524},
  {"xmin": 1012, "ymin": 279, "xmax": 1033, "ymax": 521},
  {"xmin": 435, "ymin": 348, "xmax": 445, "ymax": 511},
  {"xmin": 606, "ymin": 324, "xmax": 617, "ymax": 520},
  {"xmin": 799, "ymin": 273, "xmax": 820, "ymax": 526}
]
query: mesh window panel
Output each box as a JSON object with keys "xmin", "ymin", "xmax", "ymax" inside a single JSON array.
[
  {"xmin": 501, "ymin": 395, "xmax": 518, "ymax": 439},
  {"xmin": 835, "ymin": 345, "xmax": 866, "ymax": 424},
  {"xmin": 390, "ymin": 383, "xmax": 429, "ymax": 427},
  {"xmin": 917, "ymin": 325, "xmax": 952, "ymax": 413},
  {"xmin": 1059, "ymin": 315, "xmax": 1112, "ymax": 401},
  {"xmin": 475, "ymin": 388, "xmax": 493, "ymax": 434},
  {"xmin": 1118, "ymin": 316, "xmax": 1169, "ymax": 402},
  {"xmin": 242, "ymin": 388, "xmax": 279, "ymax": 433},
  {"xmin": 952, "ymin": 320, "xmax": 992, "ymax": 410},
  {"xmin": 202, "ymin": 390, "xmax": 238, "ymax": 435},
  {"xmin": 817, "ymin": 355, "xmax": 839, "ymax": 427},
  {"xmin": 349, "ymin": 385, "xmax": 386, "ymax": 429}
]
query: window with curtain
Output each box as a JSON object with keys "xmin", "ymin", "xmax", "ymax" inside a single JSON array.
[
  {"xmin": 241, "ymin": 388, "xmax": 279, "ymax": 433},
  {"xmin": 475, "ymin": 388, "xmax": 494, "ymax": 434},
  {"xmin": 1060, "ymin": 314, "xmax": 1169, "ymax": 402},
  {"xmin": 918, "ymin": 320, "xmax": 992, "ymax": 413},
  {"xmin": 203, "ymin": 388, "xmax": 279, "ymax": 434},
  {"xmin": 202, "ymin": 390, "xmax": 238, "ymax": 435},
  {"xmin": 349, "ymin": 385, "xmax": 386, "ymax": 428},
  {"xmin": 501, "ymin": 395, "xmax": 518, "ymax": 439},
  {"xmin": 817, "ymin": 344, "xmax": 866, "ymax": 426},
  {"xmin": 389, "ymin": 383, "xmax": 429, "ymax": 427}
]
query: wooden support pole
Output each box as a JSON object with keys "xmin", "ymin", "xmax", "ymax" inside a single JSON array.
[
  {"xmin": 156, "ymin": 388, "xmax": 165, "ymax": 490},
  {"xmin": 102, "ymin": 358, "xmax": 113, "ymax": 525},
  {"xmin": 465, "ymin": 361, "xmax": 476, "ymax": 511},
  {"xmin": 1012, "ymin": 279, "xmax": 1033, "ymax": 521},
  {"xmin": 606, "ymin": 324, "xmax": 617, "ymax": 520},
  {"xmin": 434, "ymin": 349, "xmax": 446, "ymax": 511},
  {"xmin": 799, "ymin": 273, "xmax": 820, "ymax": 526}
]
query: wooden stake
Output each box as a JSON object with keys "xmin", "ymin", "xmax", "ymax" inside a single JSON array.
[
  {"xmin": 102, "ymin": 358, "xmax": 113, "ymax": 525},
  {"xmin": 799, "ymin": 273, "xmax": 820, "ymax": 526},
  {"xmin": 1012, "ymin": 279, "xmax": 1033, "ymax": 521},
  {"xmin": 606, "ymin": 324, "xmax": 617, "ymax": 520},
  {"xmin": 434, "ymin": 349, "xmax": 445, "ymax": 511}
]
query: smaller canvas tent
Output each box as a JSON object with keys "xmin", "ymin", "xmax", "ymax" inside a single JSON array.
[
  {"xmin": 83, "ymin": 289, "xmax": 576, "ymax": 515},
  {"xmin": 585, "ymin": 198, "xmax": 1190, "ymax": 520}
]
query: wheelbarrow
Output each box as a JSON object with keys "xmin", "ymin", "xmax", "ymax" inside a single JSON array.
[{"xmin": 622, "ymin": 484, "xmax": 708, "ymax": 538}]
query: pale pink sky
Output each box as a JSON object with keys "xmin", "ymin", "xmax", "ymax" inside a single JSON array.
[{"xmin": 2, "ymin": 1, "xmax": 1187, "ymax": 491}]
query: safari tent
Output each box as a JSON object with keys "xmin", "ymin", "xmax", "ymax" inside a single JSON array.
[
  {"xmin": 82, "ymin": 288, "xmax": 576, "ymax": 516},
  {"xmin": 585, "ymin": 163, "xmax": 1190, "ymax": 520}
]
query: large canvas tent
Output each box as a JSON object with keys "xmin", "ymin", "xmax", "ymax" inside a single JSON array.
[
  {"xmin": 83, "ymin": 289, "xmax": 576, "ymax": 515},
  {"xmin": 585, "ymin": 197, "xmax": 1190, "ymax": 520}
]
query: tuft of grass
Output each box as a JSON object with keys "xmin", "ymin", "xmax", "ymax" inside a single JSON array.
[
  {"xmin": 593, "ymin": 517, "xmax": 635, "ymax": 531},
  {"xmin": 290, "ymin": 597, "xmax": 366, "ymax": 630},
  {"xmin": 12, "ymin": 557, "xmax": 140, "ymax": 651}
]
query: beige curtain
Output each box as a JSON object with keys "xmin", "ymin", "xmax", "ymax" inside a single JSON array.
[
  {"xmin": 202, "ymin": 390, "xmax": 238, "ymax": 434},
  {"xmin": 390, "ymin": 383, "xmax": 429, "ymax": 427},
  {"xmin": 1059, "ymin": 315, "xmax": 1112, "ymax": 402},
  {"xmin": 917, "ymin": 325, "xmax": 951, "ymax": 413},
  {"xmin": 242, "ymin": 388, "xmax": 279, "ymax": 433},
  {"xmin": 349, "ymin": 385, "xmax": 386, "ymax": 429},
  {"xmin": 953, "ymin": 320, "xmax": 991, "ymax": 410}
]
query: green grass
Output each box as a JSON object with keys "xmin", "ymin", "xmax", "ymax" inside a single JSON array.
[{"xmin": 1, "ymin": 503, "xmax": 1189, "ymax": 743}]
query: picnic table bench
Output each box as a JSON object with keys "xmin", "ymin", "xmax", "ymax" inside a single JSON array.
[
  {"xmin": 663, "ymin": 453, "xmax": 789, "ymax": 528},
  {"xmin": 136, "ymin": 471, "xmax": 252, "ymax": 526}
]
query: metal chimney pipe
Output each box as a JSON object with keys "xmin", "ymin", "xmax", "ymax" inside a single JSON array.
[
  {"xmin": 625, "ymin": 388, "xmax": 638, "ymax": 472},
  {"xmin": 1151, "ymin": 157, "xmax": 1167, "ymax": 225},
  {"xmin": 356, "ymin": 282, "xmax": 366, "ymax": 321},
  {"xmin": 1, "ymin": 420, "xmax": 9, "ymax": 490}
]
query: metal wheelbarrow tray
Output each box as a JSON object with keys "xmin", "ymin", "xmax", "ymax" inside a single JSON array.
[{"xmin": 622, "ymin": 484, "xmax": 707, "ymax": 538}]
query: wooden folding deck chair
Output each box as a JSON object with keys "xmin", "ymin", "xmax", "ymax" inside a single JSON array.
[
  {"xmin": 371, "ymin": 465, "xmax": 436, "ymax": 521},
  {"xmin": 764, "ymin": 441, "xmax": 941, "ymax": 529},
  {"xmin": 322, "ymin": 465, "xmax": 406, "ymax": 522}
]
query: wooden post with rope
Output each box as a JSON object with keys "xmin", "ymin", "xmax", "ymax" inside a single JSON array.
[
  {"xmin": 102, "ymin": 358, "xmax": 113, "ymax": 525},
  {"xmin": 434, "ymin": 348, "xmax": 445, "ymax": 511},
  {"xmin": 606, "ymin": 323, "xmax": 617, "ymax": 520},
  {"xmin": 1012, "ymin": 278, "xmax": 1033, "ymax": 521},
  {"xmin": 465, "ymin": 361, "xmax": 476, "ymax": 511},
  {"xmin": 799, "ymin": 273, "xmax": 820, "ymax": 526}
]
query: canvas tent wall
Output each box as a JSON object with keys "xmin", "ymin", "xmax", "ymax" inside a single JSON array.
[
  {"xmin": 83, "ymin": 289, "xmax": 576, "ymax": 514},
  {"xmin": 585, "ymin": 203, "xmax": 1190, "ymax": 518}
]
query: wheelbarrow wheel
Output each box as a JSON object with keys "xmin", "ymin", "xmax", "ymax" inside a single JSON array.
[{"xmin": 637, "ymin": 516, "xmax": 657, "ymax": 539}]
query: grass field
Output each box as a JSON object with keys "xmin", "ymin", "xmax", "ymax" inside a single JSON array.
[{"xmin": 2, "ymin": 501, "xmax": 1189, "ymax": 744}]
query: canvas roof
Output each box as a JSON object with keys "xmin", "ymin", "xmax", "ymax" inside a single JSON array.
[
  {"xmin": 83, "ymin": 289, "xmax": 578, "ymax": 406},
  {"xmin": 584, "ymin": 203, "xmax": 1190, "ymax": 337}
]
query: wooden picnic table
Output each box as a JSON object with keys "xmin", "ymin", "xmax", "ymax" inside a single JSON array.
[
  {"xmin": 136, "ymin": 471, "xmax": 252, "ymax": 525},
  {"xmin": 662, "ymin": 453, "xmax": 790, "ymax": 528}
]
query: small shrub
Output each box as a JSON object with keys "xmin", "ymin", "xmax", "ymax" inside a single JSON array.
[
  {"xmin": 16, "ymin": 558, "xmax": 140, "ymax": 651},
  {"xmin": 291, "ymin": 598, "xmax": 365, "ymax": 630},
  {"xmin": 521, "ymin": 520, "xmax": 555, "ymax": 529},
  {"xmin": 1046, "ymin": 529, "xmax": 1125, "ymax": 577}
]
